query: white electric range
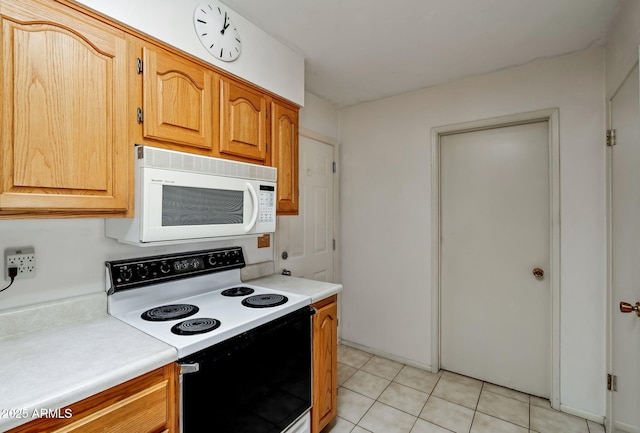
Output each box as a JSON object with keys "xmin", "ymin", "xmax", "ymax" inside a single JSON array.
[{"xmin": 105, "ymin": 247, "xmax": 313, "ymax": 433}]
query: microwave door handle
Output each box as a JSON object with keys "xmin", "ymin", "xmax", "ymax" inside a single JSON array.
[{"xmin": 245, "ymin": 182, "xmax": 259, "ymax": 232}]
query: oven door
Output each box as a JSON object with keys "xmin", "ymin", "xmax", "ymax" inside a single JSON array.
[{"xmin": 179, "ymin": 306, "xmax": 313, "ymax": 433}]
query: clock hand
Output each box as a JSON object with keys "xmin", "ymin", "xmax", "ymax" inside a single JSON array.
[{"xmin": 220, "ymin": 12, "xmax": 229, "ymax": 34}]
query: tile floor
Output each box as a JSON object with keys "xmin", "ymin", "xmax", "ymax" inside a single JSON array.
[{"xmin": 324, "ymin": 345, "xmax": 605, "ymax": 433}]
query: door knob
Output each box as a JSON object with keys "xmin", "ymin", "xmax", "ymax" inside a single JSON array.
[
  {"xmin": 532, "ymin": 268, "xmax": 544, "ymax": 279},
  {"xmin": 619, "ymin": 301, "xmax": 640, "ymax": 316},
  {"xmin": 281, "ymin": 269, "xmax": 292, "ymax": 276}
]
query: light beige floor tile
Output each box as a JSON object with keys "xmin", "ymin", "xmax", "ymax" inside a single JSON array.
[
  {"xmin": 351, "ymin": 427, "xmax": 373, "ymax": 433},
  {"xmin": 441, "ymin": 371, "xmax": 483, "ymax": 389},
  {"xmin": 432, "ymin": 376, "xmax": 482, "ymax": 410},
  {"xmin": 470, "ymin": 412, "xmax": 528, "ymax": 433},
  {"xmin": 338, "ymin": 345, "xmax": 373, "ymax": 369},
  {"xmin": 322, "ymin": 416, "xmax": 355, "ymax": 433},
  {"xmin": 530, "ymin": 405, "xmax": 589, "ymax": 433},
  {"xmin": 342, "ymin": 370, "xmax": 391, "ymax": 400},
  {"xmin": 482, "ymin": 382, "xmax": 529, "ymax": 403},
  {"xmin": 476, "ymin": 389, "xmax": 529, "ymax": 428},
  {"xmin": 394, "ymin": 365, "xmax": 441, "ymax": 394},
  {"xmin": 378, "ymin": 382, "xmax": 430, "ymax": 416},
  {"xmin": 358, "ymin": 401, "xmax": 417, "ymax": 433},
  {"xmin": 587, "ymin": 421, "xmax": 605, "ymax": 433},
  {"xmin": 361, "ymin": 355, "xmax": 404, "ymax": 380},
  {"xmin": 338, "ymin": 362, "xmax": 358, "ymax": 386},
  {"xmin": 419, "ymin": 396, "xmax": 475, "ymax": 433},
  {"xmin": 530, "ymin": 395, "xmax": 552, "ymax": 409},
  {"xmin": 336, "ymin": 387, "xmax": 375, "ymax": 425},
  {"xmin": 410, "ymin": 418, "xmax": 455, "ymax": 433}
]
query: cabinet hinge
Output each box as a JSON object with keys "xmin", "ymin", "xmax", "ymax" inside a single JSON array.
[
  {"xmin": 607, "ymin": 129, "xmax": 616, "ymax": 147},
  {"xmin": 608, "ymin": 373, "xmax": 617, "ymax": 391},
  {"xmin": 136, "ymin": 58, "xmax": 143, "ymax": 74},
  {"xmin": 137, "ymin": 108, "xmax": 144, "ymax": 124},
  {"xmin": 332, "ymin": 161, "xmax": 337, "ymax": 173}
]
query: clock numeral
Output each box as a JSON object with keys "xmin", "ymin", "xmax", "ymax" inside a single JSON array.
[
  {"xmin": 217, "ymin": 7, "xmax": 221, "ymax": 14},
  {"xmin": 199, "ymin": 8, "xmax": 207, "ymax": 14},
  {"xmin": 197, "ymin": 19, "xmax": 207, "ymax": 24},
  {"xmin": 210, "ymin": 43, "xmax": 215, "ymax": 49},
  {"xmin": 235, "ymin": 38, "xmax": 240, "ymax": 43},
  {"xmin": 220, "ymin": 48, "xmax": 223, "ymax": 58}
]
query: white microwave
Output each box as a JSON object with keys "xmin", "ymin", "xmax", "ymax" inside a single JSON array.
[{"xmin": 106, "ymin": 146, "xmax": 276, "ymax": 246}]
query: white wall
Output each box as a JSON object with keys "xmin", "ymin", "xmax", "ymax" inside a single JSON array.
[
  {"xmin": 0, "ymin": 219, "xmax": 272, "ymax": 311},
  {"xmin": 605, "ymin": 0, "xmax": 640, "ymax": 97},
  {"xmin": 299, "ymin": 92, "xmax": 340, "ymax": 142},
  {"xmin": 72, "ymin": 0, "xmax": 305, "ymax": 106},
  {"xmin": 339, "ymin": 47, "xmax": 607, "ymax": 416}
]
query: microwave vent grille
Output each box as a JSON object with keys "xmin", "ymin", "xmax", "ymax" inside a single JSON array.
[{"xmin": 139, "ymin": 146, "xmax": 277, "ymax": 182}]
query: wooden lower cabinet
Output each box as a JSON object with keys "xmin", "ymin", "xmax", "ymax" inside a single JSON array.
[
  {"xmin": 312, "ymin": 295, "xmax": 338, "ymax": 433},
  {"xmin": 8, "ymin": 364, "xmax": 178, "ymax": 433}
]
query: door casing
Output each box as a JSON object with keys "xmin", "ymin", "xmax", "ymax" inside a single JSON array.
[{"xmin": 430, "ymin": 108, "xmax": 561, "ymax": 410}]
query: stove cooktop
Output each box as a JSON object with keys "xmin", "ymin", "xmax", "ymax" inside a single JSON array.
[{"xmin": 105, "ymin": 247, "xmax": 311, "ymax": 358}]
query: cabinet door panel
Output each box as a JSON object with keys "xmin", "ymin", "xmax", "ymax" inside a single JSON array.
[
  {"xmin": 219, "ymin": 78, "xmax": 267, "ymax": 162},
  {"xmin": 312, "ymin": 296, "xmax": 338, "ymax": 433},
  {"xmin": 271, "ymin": 101, "xmax": 299, "ymax": 214},
  {"xmin": 0, "ymin": 0, "xmax": 128, "ymax": 214},
  {"xmin": 143, "ymin": 46, "xmax": 213, "ymax": 149}
]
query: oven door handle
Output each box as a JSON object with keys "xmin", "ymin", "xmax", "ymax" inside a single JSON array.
[
  {"xmin": 180, "ymin": 363, "xmax": 200, "ymax": 375},
  {"xmin": 245, "ymin": 182, "xmax": 259, "ymax": 233}
]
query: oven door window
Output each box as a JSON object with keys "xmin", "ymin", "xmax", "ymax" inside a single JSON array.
[
  {"xmin": 162, "ymin": 185, "xmax": 243, "ymax": 226},
  {"xmin": 180, "ymin": 308, "xmax": 312, "ymax": 433}
]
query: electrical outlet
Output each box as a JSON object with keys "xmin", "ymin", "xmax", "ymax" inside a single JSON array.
[{"xmin": 5, "ymin": 247, "xmax": 36, "ymax": 281}]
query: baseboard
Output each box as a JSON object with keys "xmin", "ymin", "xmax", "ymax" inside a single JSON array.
[
  {"xmin": 338, "ymin": 339, "xmax": 434, "ymax": 372},
  {"xmin": 559, "ymin": 404, "xmax": 604, "ymax": 425},
  {"xmin": 611, "ymin": 420, "xmax": 640, "ymax": 433}
]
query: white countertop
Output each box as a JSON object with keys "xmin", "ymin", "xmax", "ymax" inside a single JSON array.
[
  {"xmin": 0, "ymin": 293, "xmax": 177, "ymax": 432},
  {"xmin": 246, "ymin": 274, "xmax": 343, "ymax": 304}
]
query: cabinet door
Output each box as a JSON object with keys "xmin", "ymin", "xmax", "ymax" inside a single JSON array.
[
  {"xmin": 142, "ymin": 44, "xmax": 215, "ymax": 150},
  {"xmin": 0, "ymin": 0, "xmax": 129, "ymax": 215},
  {"xmin": 312, "ymin": 295, "xmax": 338, "ymax": 433},
  {"xmin": 7, "ymin": 364, "xmax": 178, "ymax": 433},
  {"xmin": 219, "ymin": 77, "xmax": 268, "ymax": 163},
  {"xmin": 271, "ymin": 100, "xmax": 299, "ymax": 214}
]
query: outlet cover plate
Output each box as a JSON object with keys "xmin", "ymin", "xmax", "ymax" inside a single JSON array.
[{"xmin": 5, "ymin": 246, "xmax": 36, "ymax": 280}]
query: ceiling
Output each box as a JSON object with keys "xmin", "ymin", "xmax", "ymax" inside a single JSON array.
[{"xmin": 222, "ymin": 0, "xmax": 621, "ymax": 107}]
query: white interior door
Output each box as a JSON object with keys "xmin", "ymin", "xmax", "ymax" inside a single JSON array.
[
  {"xmin": 276, "ymin": 136, "xmax": 335, "ymax": 281},
  {"xmin": 609, "ymin": 62, "xmax": 640, "ymax": 433},
  {"xmin": 440, "ymin": 121, "xmax": 551, "ymax": 398}
]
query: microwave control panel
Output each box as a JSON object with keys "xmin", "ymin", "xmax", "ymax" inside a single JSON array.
[{"xmin": 258, "ymin": 185, "xmax": 275, "ymax": 223}]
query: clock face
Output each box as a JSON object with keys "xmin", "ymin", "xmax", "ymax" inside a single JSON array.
[{"xmin": 193, "ymin": 2, "xmax": 242, "ymax": 62}]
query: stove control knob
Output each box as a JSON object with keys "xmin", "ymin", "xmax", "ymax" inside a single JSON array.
[
  {"xmin": 160, "ymin": 262, "xmax": 171, "ymax": 274},
  {"xmin": 208, "ymin": 256, "xmax": 217, "ymax": 266},
  {"xmin": 136, "ymin": 264, "xmax": 149, "ymax": 278},
  {"xmin": 119, "ymin": 266, "xmax": 133, "ymax": 282}
]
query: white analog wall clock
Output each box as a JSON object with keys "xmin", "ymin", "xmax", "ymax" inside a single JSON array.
[{"xmin": 193, "ymin": 1, "xmax": 242, "ymax": 62}]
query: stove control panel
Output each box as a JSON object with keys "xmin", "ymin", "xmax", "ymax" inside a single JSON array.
[{"xmin": 106, "ymin": 247, "xmax": 245, "ymax": 293}]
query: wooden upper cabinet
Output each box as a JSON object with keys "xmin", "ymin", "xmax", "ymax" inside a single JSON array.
[
  {"xmin": 218, "ymin": 77, "xmax": 268, "ymax": 163},
  {"xmin": 271, "ymin": 100, "xmax": 299, "ymax": 214},
  {"xmin": 137, "ymin": 41, "xmax": 216, "ymax": 151},
  {"xmin": 0, "ymin": 0, "xmax": 129, "ymax": 216}
]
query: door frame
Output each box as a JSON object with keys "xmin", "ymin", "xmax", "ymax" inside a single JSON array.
[
  {"xmin": 430, "ymin": 108, "xmax": 561, "ymax": 409},
  {"xmin": 605, "ymin": 55, "xmax": 640, "ymax": 433},
  {"xmin": 275, "ymin": 128, "xmax": 341, "ymax": 284}
]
